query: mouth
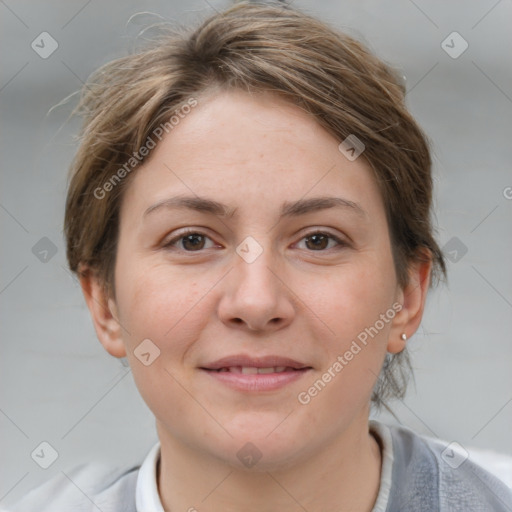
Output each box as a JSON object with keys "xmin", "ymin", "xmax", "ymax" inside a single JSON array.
[
  {"xmin": 199, "ymin": 355, "xmax": 313, "ymax": 392},
  {"xmin": 204, "ymin": 366, "xmax": 308, "ymax": 374}
]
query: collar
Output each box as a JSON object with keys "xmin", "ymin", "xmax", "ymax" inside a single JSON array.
[
  {"xmin": 369, "ymin": 419, "xmax": 395, "ymax": 512},
  {"xmin": 135, "ymin": 441, "xmax": 164, "ymax": 512}
]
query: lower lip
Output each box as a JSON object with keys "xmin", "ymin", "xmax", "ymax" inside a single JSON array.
[{"xmin": 200, "ymin": 368, "xmax": 311, "ymax": 392}]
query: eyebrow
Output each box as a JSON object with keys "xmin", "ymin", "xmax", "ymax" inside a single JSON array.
[{"xmin": 143, "ymin": 195, "xmax": 367, "ymax": 221}]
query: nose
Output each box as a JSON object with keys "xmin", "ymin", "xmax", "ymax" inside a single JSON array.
[{"xmin": 217, "ymin": 242, "xmax": 295, "ymax": 334}]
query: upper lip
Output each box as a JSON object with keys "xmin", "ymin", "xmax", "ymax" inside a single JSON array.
[{"xmin": 201, "ymin": 354, "xmax": 311, "ymax": 370}]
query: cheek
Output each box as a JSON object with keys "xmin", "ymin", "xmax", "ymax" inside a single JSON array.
[
  {"xmin": 305, "ymin": 249, "xmax": 396, "ymax": 400},
  {"xmin": 114, "ymin": 255, "xmax": 220, "ymax": 383},
  {"xmin": 113, "ymin": 262, "xmax": 205, "ymax": 426},
  {"xmin": 118, "ymin": 271, "xmax": 199, "ymax": 343},
  {"xmin": 317, "ymin": 255, "xmax": 396, "ymax": 340}
]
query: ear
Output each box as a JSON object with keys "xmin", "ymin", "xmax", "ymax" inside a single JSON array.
[
  {"xmin": 78, "ymin": 264, "xmax": 126, "ymax": 358},
  {"xmin": 388, "ymin": 251, "xmax": 432, "ymax": 354}
]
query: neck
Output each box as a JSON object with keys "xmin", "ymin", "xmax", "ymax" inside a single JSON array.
[{"xmin": 156, "ymin": 417, "xmax": 382, "ymax": 512}]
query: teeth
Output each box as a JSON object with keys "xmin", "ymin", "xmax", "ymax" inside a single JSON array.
[
  {"xmin": 218, "ymin": 366, "xmax": 295, "ymax": 374},
  {"xmin": 257, "ymin": 367, "xmax": 275, "ymax": 374}
]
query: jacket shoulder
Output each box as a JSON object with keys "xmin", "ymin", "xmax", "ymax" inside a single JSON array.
[
  {"xmin": 387, "ymin": 423, "xmax": 512, "ymax": 511},
  {"xmin": 3, "ymin": 462, "xmax": 139, "ymax": 512}
]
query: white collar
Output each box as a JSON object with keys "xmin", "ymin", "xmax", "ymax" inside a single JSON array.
[
  {"xmin": 135, "ymin": 421, "xmax": 394, "ymax": 512},
  {"xmin": 369, "ymin": 420, "xmax": 394, "ymax": 512},
  {"xmin": 135, "ymin": 441, "xmax": 164, "ymax": 512}
]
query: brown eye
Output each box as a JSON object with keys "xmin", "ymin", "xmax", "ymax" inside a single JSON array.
[
  {"xmin": 298, "ymin": 231, "xmax": 347, "ymax": 252},
  {"xmin": 181, "ymin": 233, "xmax": 206, "ymax": 251},
  {"xmin": 164, "ymin": 231, "xmax": 214, "ymax": 251},
  {"xmin": 305, "ymin": 233, "xmax": 329, "ymax": 250}
]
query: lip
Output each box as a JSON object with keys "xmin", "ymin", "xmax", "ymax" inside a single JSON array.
[
  {"xmin": 201, "ymin": 354, "xmax": 310, "ymax": 370},
  {"xmin": 201, "ymin": 368, "xmax": 312, "ymax": 392},
  {"xmin": 199, "ymin": 354, "xmax": 313, "ymax": 392}
]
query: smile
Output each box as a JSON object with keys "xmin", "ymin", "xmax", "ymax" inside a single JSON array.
[
  {"xmin": 200, "ymin": 367, "xmax": 312, "ymax": 392},
  {"xmin": 215, "ymin": 366, "xmax": 298, "ymax": 374}
]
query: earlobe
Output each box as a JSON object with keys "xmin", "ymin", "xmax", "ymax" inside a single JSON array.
[
  {"xmin": 78, "ymin": 265, "xmax": 126, "ymax": 359},
  {"xmin": 388, "ymin": 253, "xmax": 432, "ymax": 354},
  {"xmin": 387, "ymin": 332, "xmax": 408, "ymax": 354}
]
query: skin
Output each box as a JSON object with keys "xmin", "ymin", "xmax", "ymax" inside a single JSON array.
[{"xmin": 80, "ymin": 88, "xmax": 431, "ymax": 512}]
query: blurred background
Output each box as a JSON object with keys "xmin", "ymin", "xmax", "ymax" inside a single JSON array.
[{"xmin": 1, "ymin": 0, "xmax": 511, "ymax": 505}]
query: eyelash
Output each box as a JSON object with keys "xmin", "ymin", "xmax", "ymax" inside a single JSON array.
[{"xmin": 163, "ymin": 228, "xmax": 349, "ymax": 253}]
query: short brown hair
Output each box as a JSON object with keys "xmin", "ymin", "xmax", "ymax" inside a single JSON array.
[{"xmin": 64, "ymin": 1, "xmax": 446, "ymax": 410}]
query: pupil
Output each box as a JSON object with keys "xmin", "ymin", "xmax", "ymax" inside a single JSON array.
[
  {"xmin": 307, "ymin": 234, "xmax": 327, "ymax": 250},
  {"xmin": 184, "ymin": 234, "xmax": 204, "ymax": 250}
]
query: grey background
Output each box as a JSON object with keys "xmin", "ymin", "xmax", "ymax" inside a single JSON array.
[{"xmin": 1, "ymin": 0, "xmax": 511, "ymax": 505}]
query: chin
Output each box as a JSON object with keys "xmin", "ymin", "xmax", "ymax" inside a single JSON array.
[
  {"xmin": 220, "ymin": 440, "xmax": 306, "ymax": 473},
  {"xmin": 211, "ymin": 420, "xmax": 309, "ymax": 472}
]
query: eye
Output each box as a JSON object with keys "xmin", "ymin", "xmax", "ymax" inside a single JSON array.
[
  {"xmin": 295, "ymin": 231, "xmax": 348, "ymax": 251},
  {"xmin": 163, "ymin": 229, "xmax": 348, "ymax": 253},
  {"xmin": 163, "ymin": 230, "xmax": 216, "ymax": 252}
]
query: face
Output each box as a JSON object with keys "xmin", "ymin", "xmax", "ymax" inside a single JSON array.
[{"xmin": 97, "ymin": 89, "xmax": 413, "ymax": 470}]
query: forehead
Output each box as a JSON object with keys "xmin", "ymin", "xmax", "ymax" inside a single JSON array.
[{"xmin": 119, "ymin": 89, "xmax": 384, "ymax": 223}]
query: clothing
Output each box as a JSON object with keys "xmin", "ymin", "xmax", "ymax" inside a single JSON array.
[{"xmin": 3, "ymin": 420, "xmax": 512, "ymax": 511}]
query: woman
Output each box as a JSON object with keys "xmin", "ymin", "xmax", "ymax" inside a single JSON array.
[{"xmin": 8, "ymin": 2, "xmax": 512, "ymax": 511}]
